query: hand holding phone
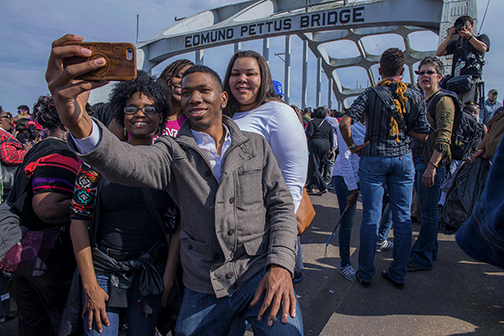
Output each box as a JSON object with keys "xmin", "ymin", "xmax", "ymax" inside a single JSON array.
[
  {"xmin": 46, "ymin": 34, "xmax": 111, "ymax": 139},
  {"xmin": 62, "ymin": 42, "xmax": 137, "ymax": 81}
]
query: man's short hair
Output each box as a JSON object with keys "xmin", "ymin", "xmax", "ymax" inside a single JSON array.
[
  {"xmin": 380, "ymin": 48, "xmax": 404, "ymax": 77},
  {"xmin": 418, "ymin": 56, "xmax": 444, "ymax": 75},
  {"xmin": 182, "ymin": 65, "xmax": 223, "ymax": 91},
  {"xmin": 17, "ymin": 105, "xmax": 29, "ymax": 112}
]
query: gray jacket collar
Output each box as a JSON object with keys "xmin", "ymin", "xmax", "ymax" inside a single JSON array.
[{"xmin": 175, "ymin": 114, "xmax": 256, "ymax": 180}]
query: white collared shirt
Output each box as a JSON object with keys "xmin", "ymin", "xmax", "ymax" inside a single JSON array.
[{"xmin": 190, "ymin": 124, "xmax": 231, "ymax": 183}]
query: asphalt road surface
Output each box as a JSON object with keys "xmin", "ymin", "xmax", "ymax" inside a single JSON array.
[{"xmin": 1, "ymin": 191, "xmax": 503, "ymax": 335}]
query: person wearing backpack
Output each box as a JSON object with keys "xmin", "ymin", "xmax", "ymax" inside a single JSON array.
[
  {"xmin": 408, "ymin": 57, "xmax": 455, "ymax": 272},
  {"xmin": 339, "ymin": 48, "xmax": 432, "ymax": 289}
]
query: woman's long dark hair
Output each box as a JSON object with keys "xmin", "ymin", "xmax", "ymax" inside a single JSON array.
[{"xmin": 222, "ymin": 50, "xmax": 278, "ymax": 117}]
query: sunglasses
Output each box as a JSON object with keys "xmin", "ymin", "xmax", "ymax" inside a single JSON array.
[
  {"xmin": 0, "ymin": 116, "xmax": 11, "ymax": 120},
  {"xmin": 415, "ymin": 70, "xmax": 439, "ymax": 76}
]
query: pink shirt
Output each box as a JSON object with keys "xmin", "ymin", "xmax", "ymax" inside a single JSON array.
[{"xmin": 160, "ymin": 115, "xmax": 186, "ymax": 138}]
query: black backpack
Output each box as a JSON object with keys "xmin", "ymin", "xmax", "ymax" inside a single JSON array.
[{"xmin": 427, "ymin": 89, "xmax": 483, "ymax": 161}]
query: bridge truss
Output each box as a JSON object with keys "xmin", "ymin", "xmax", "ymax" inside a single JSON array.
[{"xmin": 137, "ymin": 0, "xmax": 477, "ymax": 108}]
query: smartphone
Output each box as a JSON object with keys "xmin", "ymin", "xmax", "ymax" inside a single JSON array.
[{"xmin": 62, "ymin": 42, "xmax": 137, "ymax": 81}]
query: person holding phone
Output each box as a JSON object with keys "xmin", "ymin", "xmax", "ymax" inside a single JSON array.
[{"xmin": 46, "ymin": 34, "xmax": 302, "ymax": 336}]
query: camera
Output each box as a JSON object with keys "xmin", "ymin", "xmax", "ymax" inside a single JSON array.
[
  {"xmin": 454, "ymin": 18, "xmax": 466, "ymax": 31},
  {"xmin": 465, "ymin": 54, "xmax": 483, "ymax": 74}
]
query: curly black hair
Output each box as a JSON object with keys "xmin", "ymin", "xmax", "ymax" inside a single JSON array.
[
  {"xmin": 25, "ymin": 124, "xmax": 40, "ymax": 142},
  {"xmin": 158, "ymin": 59, "xmax": 194, "ymax": 86},
  {"xmin": 34, "ymin": 95, "xmax": 93, "ymax": 132},
  {"xmin": 109, "ymin": 70, "xmax": 172, "ymax": 134},
  {"xmin": 380, "ymin": 48, "xmax": 405, "ymax": 78},
  {"xmin": 33, "ymin": 95, "xmax": 62, "ymax": 131}
]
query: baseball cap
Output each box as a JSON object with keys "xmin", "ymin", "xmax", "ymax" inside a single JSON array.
[{"xmin": 273, "ymin": 80, "xmax": 284, "ymax": 96}]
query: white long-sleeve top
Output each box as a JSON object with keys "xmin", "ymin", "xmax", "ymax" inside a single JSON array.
[
  {"xmin": 332, "ymin": 121, "xmax": 366, "ymax": 191},
  {"xmin": 325, "ymin": 116, "xmax": 339, "ymax": 152},
  {"xmin": 232, "ymin": 101, "xmax": 308, "ymax": 212}
]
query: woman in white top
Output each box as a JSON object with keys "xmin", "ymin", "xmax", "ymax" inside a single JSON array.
[{"xmin": 223, "ymin": 51, "xmax": 308, "ymax": 282}]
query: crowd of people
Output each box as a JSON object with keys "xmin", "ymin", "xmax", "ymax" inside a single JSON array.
[{"xmin": 0, "ymin": 13, "xmax": 502, "ymax": 336}]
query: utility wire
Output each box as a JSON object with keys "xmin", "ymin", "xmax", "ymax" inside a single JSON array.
[{"xmin": 479, "ymin": 0, "xmax": 491, "ymax": 34}]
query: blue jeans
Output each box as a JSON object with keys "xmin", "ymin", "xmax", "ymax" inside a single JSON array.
[
  {"xmin": 332, "ymin": 175, "xmax": 358, "ymax": 267},
  {"xmin": 358, "ymin": 154, "xmax": 415, "ymax": 284},
  {"xmin": 378, "ymin": 188, "xmax": 393, "ymax": 242},
  {"xmin": 82, "ymin": 271, "xmax": 160, "ymax": 336},
  {"xmin": 175, "ymin": 269, "xmax": 303, "ymax": 336},
  {"xmin": 410, "ymin": 156, "xmax": 446, "ymax": 270}
]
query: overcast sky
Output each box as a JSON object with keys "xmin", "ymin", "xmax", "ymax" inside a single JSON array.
[{"xmin": 0, "ymin": 0, "xmax": 501, "ymax": 114}]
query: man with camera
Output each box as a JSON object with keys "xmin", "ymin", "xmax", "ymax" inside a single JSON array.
[{"xmin": 436, "ymin": 15, "xmax": 490, "ymax": 105}]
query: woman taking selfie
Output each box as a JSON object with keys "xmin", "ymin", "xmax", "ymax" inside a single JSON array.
[
  {"xmin": 223, "ymin": 51, "xmax": 308, "ymax": 282},
  {"xmin": 69, "ymin": 71, "xmax": 181, "ymax": 335}
]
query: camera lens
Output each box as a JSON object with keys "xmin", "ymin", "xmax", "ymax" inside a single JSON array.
[{"xmin": 454, "ymin": 18, "xmax": 465, "ymax": 30}]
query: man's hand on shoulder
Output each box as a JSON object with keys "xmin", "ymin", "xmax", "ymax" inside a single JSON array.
[{"xmin": 250, "ymin": 265, "xmax": 297, "ymax": 327}]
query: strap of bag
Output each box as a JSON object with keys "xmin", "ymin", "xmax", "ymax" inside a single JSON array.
[
  {"xmin": 141, "ymin": 187, "xmax": 169, "ymax": 246},
  {"xmin": 371, "ymin": 86, "xmax": 407, "ymax": 134},
  {"xmin": 316, "ymin": 119, "xmax": 325, "ymax": 129}
]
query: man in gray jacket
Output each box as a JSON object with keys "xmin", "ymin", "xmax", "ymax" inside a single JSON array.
[{"xmin": 46, "ymin": 34, "xmax": 302, "ymax": 335}]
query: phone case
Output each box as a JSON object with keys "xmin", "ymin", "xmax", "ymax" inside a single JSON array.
[{"xmin": 62, "ymin": 42, "xmax": 137, "ymax": 81}]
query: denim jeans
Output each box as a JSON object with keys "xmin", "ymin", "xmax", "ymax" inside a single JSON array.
[
  {"xmin": 378, "ymin": 188, "xmax": 393, "ymax": 242},
  {"xmin": 82, "ymin": 269, "xmax": 161, "ymax": 336},
  {"xmin": 332, "ymin": 175, "xmax": 358, "ymax": 267},
  {"xmin": 410, "ymin": 156, "xmax": 446, "ymax": 270},
  {"xmin": 174, "ymin": 268, "xmax": 303, "ymax": 336},
  {"xmin": 358, "ymin": 154, "xmax": 415, "ymax": 284}
]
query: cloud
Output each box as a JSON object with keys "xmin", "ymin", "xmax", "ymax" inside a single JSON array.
[{"xmin": 1, "ymin": 0, "xmax": 501, "ymax": 112}]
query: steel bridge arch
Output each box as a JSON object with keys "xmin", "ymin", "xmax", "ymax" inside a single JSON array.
[{"xmin": 137, "ymin": 0, "xmax": 477, "ymax": 108}]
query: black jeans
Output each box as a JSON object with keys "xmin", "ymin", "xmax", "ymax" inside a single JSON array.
[{"xmin": 12, "ymin": 239, "xmax": 76, "ymax": 336}]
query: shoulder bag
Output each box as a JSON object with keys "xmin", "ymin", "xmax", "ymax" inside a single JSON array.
[{"xmin": 297, "ymin": 187, "xmax": 316, "ymax": 236}]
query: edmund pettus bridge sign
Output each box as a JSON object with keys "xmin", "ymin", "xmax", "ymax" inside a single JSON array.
[{"xmin": 133, "ymin": 0, "xmax": 477, "ymax": 108}]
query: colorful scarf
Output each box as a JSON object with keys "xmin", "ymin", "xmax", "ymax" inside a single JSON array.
[{"xmin": 377, "ymin": 76, "xmax": 408, "ymax": 142}]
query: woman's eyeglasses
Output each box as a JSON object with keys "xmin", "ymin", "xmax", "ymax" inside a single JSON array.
[{"xmin": 123, "ymin": 106, "xmax": 157, "ymax": 115}]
